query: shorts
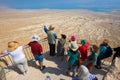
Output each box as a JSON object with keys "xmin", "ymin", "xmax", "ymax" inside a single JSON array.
[
  {"xmin": 68, "ymin": 64, "xmax": 78, "ymax": 72},
  {"xmin": 33, "ymin": 54, "xmax": 44, "ymax": 62}
]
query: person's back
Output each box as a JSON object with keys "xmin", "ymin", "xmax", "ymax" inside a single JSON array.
[
  {"xmin": 47, "ymin": 30, "xmax": 56, "ymax": 44},
  {"xmin": 68, "ymin": 50, "xmax": 79, "ymax": 65},
  {"xmin": 28, "ymin": 34, "xmax": 45, "ymax": 70},
  {"xmin": 99, "ymin": 44, "xmax": 107, "ymax": 56},
  {"xmin": 78, "ymin": 40, "xmax": 90, "ymax": 61},
  {"xmin": 44, "ymin": 25, "xmax": 57, "ymax": 56},
  {"xmin": 28, "ymin": 41, "xmax": 43, "ymax": 54}
]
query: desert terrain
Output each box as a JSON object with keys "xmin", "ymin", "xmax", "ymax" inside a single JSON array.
[
  {"xmin": 0, "ymin": 8, "xmax": 120, "ymax": 50},
  {"xmin": 0, "ymin": 8, "xmax": 120, "ymax": 80}
]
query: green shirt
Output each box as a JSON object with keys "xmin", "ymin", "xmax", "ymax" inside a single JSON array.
[{"xmin": 68, "ymin": 51, "xmax": 79, "ymax": 65}]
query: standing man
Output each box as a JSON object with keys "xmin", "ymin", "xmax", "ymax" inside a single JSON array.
[
  {"xmin": 28, "ymin": 34, "xmax": 45, "ymax": 71},
  {"xmin": 44, "ymin": 25, "xmax": 57, "ymax": 56}
]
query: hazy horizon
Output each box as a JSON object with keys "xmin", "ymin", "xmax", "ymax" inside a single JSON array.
[{"xmin": 0, "ymin": 0, "xmax": 120, "ymax": 12}]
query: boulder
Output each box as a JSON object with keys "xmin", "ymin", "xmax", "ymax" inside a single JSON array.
[{"xmin": 103, "ymin": 57, "xmax": 120, "ymax": 80}]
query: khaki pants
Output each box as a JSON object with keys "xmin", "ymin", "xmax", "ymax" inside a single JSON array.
[{"xmin": 14, "ymin": 58, "xmax": 28, "ymax": 74}]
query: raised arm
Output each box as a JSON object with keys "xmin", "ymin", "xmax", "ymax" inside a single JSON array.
[{"xmin": 44, "ymin": 25, "xmax": 49, "ymax": 33}]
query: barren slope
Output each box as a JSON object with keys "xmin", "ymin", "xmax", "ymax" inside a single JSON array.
[{"xmin": 0, "ymin": 9, "xmax": 120, "ymax": 50}]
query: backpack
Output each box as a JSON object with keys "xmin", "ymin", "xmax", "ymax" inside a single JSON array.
[{"xmin": 104, "ymin": 46, "xmax": 113, "ymax": 57}]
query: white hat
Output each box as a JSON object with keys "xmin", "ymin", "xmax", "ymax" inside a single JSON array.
[
  {"xmin": 69, "ymin": 41, "xmax": 78, "ymax": 51},
  {"xmin": 32, "ymin": 34, "xmax": 40, "ymax": 41},
  {"xmin": 78, "ymin": 65, "xmax": 90, "ymax": 80}
]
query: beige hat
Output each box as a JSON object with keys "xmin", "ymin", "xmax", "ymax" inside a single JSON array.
[
  {"xmin": 49, "ymin": 25, "xmax": 54, "ymax": 30},
  {"xmin": 8, "ymin": 41, "xmax": 19, "ymax": 51}
]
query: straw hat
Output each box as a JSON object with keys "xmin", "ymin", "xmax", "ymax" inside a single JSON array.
[
  {"xmin": 49, "ymin": 25, "xmax": 54, "ymax": 30},
  {"xmin": 32, "ymin": 34, "xmax": 40, "ymax": 41},
  {"xmin": 8, "ymin": 41, "xmax": 19, "ymax": 51}
]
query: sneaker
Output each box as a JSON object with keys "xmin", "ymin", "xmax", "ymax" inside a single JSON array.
[{"xmin": 40, "ymin": 66, "xmax": 46, "ymax": 71}]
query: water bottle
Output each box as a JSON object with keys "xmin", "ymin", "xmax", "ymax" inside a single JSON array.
[{"xmin": 46, "ymin": 76, "xmax": 51, "ymax": 80}]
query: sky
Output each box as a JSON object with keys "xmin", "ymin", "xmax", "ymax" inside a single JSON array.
[{"xmin": 0, "ymin": 0, "xmax": 120, "ymax": 11}]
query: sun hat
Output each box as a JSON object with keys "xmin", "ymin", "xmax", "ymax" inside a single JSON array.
[
  {"xmin": 49, "ymin": 25, "xmax": 55, "ymax": 30},
  {"xmin": 78, "ymin": 65, "xmax": 90, "ymax": 80},
  {"xmin": 81, "ymin": 39, "xmax": 87, "ymax": 44},
  {"xmin": 32, "ymin": 34, "xmax": 40, "ymax": 41},
  {"xmin": 8, "ymin": 41, "xmax": 19, "ymax": 51},
  {"xmin": 71, "ymin": 35, "xmax": 77, "ymax": 41},
  {"xmin": 69, "ymin": 42, "xmax": 78, "ymax": 51}
]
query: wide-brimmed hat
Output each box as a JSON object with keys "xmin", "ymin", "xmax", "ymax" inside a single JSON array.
[
  {"xmin": 78, "ymin": 65, "xmax": 90, "ymax": 80},
  {"xmin": 81, "ymin": 39, "xmax": 87, "ymax": 44},
  {"xmin": 71, "ymin": 35, "xmax": 77, "ymax": 41},
  {"xmin": 69, "ymin": 42, "xmax": 78, "ymax": 51},
  {"xmin": 49, "ymin": 25, "xmax": 54, "ymax": 30},
  {"xmin": 32, "ymin": 34, "xmax": 40, "ymax": 41},
  {"xmin": 8, "ymin": 41, "xmax": 19, "ymax": 51}
]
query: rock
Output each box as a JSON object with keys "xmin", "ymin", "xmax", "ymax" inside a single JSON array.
[
  {"xmin": 0, "ymin": 65, "xmax": 6, "ymax": 80},
  {"xmin": 103, "ymin": 57, "xmax": 120, "ymax": 80}
]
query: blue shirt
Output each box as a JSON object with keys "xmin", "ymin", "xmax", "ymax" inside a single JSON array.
[
  {"xmin": 72, "ymin": 74, "xmax": 98, "ymax": 80},
  {"xmin": 99, "ymin": 45, "xmax": 107, "ymax": 56},
  {"xmin": 89, "ymin": 52, "xmax": 99, "ymax": 65}
]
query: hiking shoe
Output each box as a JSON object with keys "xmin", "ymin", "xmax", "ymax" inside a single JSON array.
[{"xmin": 40, "ymin": 66, "xmax": 46, "ymax": 71}]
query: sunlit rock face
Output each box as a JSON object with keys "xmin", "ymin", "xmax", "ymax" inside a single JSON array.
[{"xmin": 103, "ymin": 58, "xmax": 120, "ymax": 80}]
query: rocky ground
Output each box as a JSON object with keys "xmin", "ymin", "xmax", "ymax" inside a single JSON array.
[
  {"xmin": 0, "ymin": 9, "xmax": 120, "ymax": 51},
  {"xmin": 5, "ymin": 52, "xmax": 109, "ymax": 80}
]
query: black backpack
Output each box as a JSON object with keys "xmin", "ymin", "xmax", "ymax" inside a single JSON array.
[{"xmin": 104, "ymin": 46, "xmax": 113, "ymax": 57}]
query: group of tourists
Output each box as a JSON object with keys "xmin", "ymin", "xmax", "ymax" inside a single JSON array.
[{"xmin": 0, "ymin": 25, "xmax": 120, "ymax": 80}]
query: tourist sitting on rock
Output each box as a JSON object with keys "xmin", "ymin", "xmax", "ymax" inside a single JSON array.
[
  {"xmin": 28, "ymin": 34, "xmax": 45, "ymax": 71},
  {"xmin": 43, "ymin": 25, "xmax": 57, "ymax": 56},
  {"xmin": 72, "ymin": 65, "xmax": 98, "ymax": 80},
  {"xmin": 86, "ymin": 45, "xmax": 99, "ymax": 72},
  {"xmin": 57, "ymin": 34, "xmax": 66, "ymax": 61},
  {"xmin": 96, "ymin": 39, "xmax": 113, "ymax": 69},
  {"xmin": 112, "ymin": 46, "xmax": 120, "ymax": 62},
  {"xmin": 66, "ymin": 35, "xmax": 80, "ymax": 77},
  {"xmin": 1, "ymin": 41, "xmax": 28, "ymax": 75}
]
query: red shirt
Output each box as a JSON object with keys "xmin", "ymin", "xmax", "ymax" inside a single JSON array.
[
  {"xmin": 78, "ymin": 42, "xmax": 90, "ymax": 61},
  {"xmin": 28, "ymin": 41, "xmax": 43, "ymax": 54}
]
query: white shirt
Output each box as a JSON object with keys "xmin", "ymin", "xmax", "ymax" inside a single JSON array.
[{"xmin": 5, "ymin": 46, "xmax": 25, "ymax": 62}]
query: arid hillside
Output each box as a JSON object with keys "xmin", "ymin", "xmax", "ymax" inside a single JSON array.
[{"xmin": 0, "ymin": 9, "xmax": 120, "ymax": 50}]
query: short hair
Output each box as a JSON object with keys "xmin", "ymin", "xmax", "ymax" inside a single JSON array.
[
  {"xmin": 92, "ymin": 45, "xmax": 99, "ymax": 53},
  {"xmin": 61, "ymin": 34, "xmax": 66, "ymax": 39}
]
